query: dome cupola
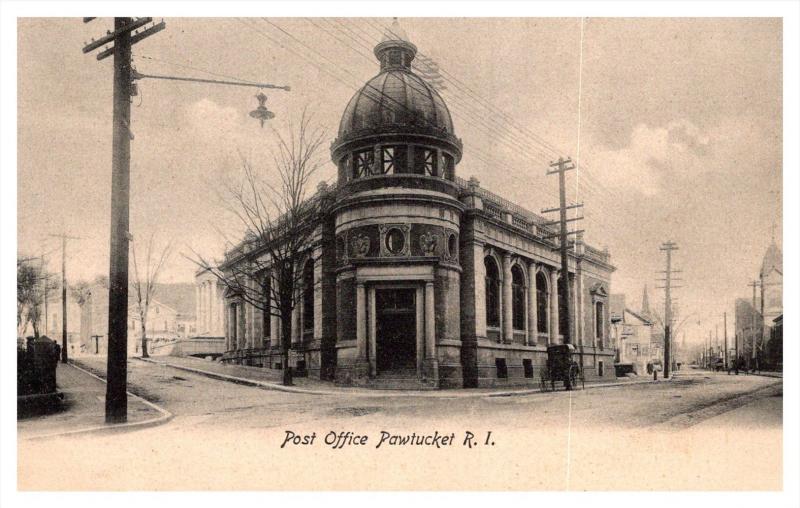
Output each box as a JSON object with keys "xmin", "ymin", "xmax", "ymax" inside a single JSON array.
[
  {"xmin": 374, "ymin": 18, "xmax": 417, "ymax": 72},
  {"xmin": 331, "ymin": 19, "xmax": 462, "ymax": 185}
]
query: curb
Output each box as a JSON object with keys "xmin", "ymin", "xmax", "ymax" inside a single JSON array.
[
  {"xmin": 137, "ymin": 357, "xmax": 664, "ymax": 399},
  {"xmin": 25, "ymin": 362, "xmax": 174, "ymax": 441}
]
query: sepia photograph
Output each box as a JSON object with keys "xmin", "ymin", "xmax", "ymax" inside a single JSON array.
[{"xmin": 2, "ymin": 1, "xmax": 798, "ymax": 504}]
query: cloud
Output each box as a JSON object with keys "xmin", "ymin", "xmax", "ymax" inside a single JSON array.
[{"xmin": 585, "ymin": 119, "xmax": 710, "ymax": 196}]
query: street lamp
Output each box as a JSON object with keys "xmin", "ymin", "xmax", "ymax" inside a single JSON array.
[{"xmin": 249, "ymin": 92, "xmax": 275, "ymax": 127}]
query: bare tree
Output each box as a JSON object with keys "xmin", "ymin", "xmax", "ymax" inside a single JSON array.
[
  {"xmin": 70, "ymin": 280, "xmax": 92, "ymax": 306},
  {"xmin": 193, "ymin": 109, "xmax": 333, "ymax": 386},
  {"xmin": 17, "ymin": 255, "xmax": 54, "ymax": 339},
  {"xmin": 131, "ymin": 234, "xmax": 173, "ymax": 358}
]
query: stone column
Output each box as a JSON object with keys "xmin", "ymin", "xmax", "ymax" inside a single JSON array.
[
  {"xmin": 527, "ymin": 262, "xmax": 537, "ymax": 346},
  {"xmin": 223, "ymin": 304, "xmax": 229, "ymax": 350},
  {"xmin": 270, "ymin": 271, "xmax": 280, "ymax": 347},
  {"xmin": 502, "ymin": 253, "xmax": 513, "ymax": 343},
  {"xmin": 356, "ymin": 282, "xmax": 366, "ymax": 360},
  {"xmin": 368, "ymin": 286, "xmax": 377, "ymax": 377},
  {"xmin": 425, "ymin": 281, "xmax": 436, "ymax": 358},
  {"xmin": 208, "ymin": 281, "xmax": 211, "ymax": 331},
  {"xmin": 415, "ymin": 286, "xmax": 424, "ymax": 374},
  {"xmin": 208, "ymin": 281, "xmax": 214, "ymax": 333},
  {"xmin": 313, "ymin": 247, "xmax": 324, "ymax": 341},
  {"xmin": 195, "ymin": 284, "xmax": 200, "ymax": 333},
  {"xmin": 211, "ymin": 282, "xmax": 217, "ymax": 335},
  {"xmin": 238, "ymin": 302, "xmax": 246, "ymax": 351},
  {"xmin": 550, "ymin": 269, "xmax": 559, "ymax": 345}
]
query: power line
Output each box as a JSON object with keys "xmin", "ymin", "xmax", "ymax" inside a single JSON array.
[
  {"xmin": 359, "ymin": 17, "xmax": 641, "ymax": 224},
  {"xmin": 354, "ymin": 18, "xmax": 637, "ymax": 235},
  {"xmin": 239, "ymin": 18, "xmax": 561, "ymax": 208}
]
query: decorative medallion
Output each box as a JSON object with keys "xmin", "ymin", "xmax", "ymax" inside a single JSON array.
[
  {"xmin": 350, "ymin": 233, "xmax": 370, "ymax": 258},
  {"xmin": 419, "ymin": 231, "xmax": 439, "ymax": 256},
  {"xmin": 379, "ymin": 224, "xmax": 411, "ymax": 257}
]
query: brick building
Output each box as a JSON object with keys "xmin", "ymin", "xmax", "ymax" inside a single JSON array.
[{"xmin": 219, "ymin": 22, "xmax": 616, "ymax": 388}]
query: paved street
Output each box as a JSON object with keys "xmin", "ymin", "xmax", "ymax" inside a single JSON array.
[{"xmin": 18, "ymin": 360, "xmax": 782, "ymax": 491}]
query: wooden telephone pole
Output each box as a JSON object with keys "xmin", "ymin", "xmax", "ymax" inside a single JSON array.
[
  {"xmin": 83, "ymin": 17, "xmax": 165, "ymax": 423},
  {"xmin": 542, "ymin": 157, "xmax": 583, "ymax": 346},
  {"xmin": 658, "ymin": 241, "xmax": 680, "ymax": 378},
  {"xmin": 82, "ymin": 17, "xmax": 288, "ymax": 421},
  {"xmin": 747, "ymin": 279, "xmax": 761, "ymax": 371},
  {"xmin": 48, "ymin": 233, "xmax": 81, "ymax": 363},
  {"xmin": 723, "ymin": 311, "xmax": 728, "ymax": 370}
]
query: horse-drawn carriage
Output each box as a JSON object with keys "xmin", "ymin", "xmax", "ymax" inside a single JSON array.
[{"xmin": 539, "ymin": 343, "xmax": 585, "ymax": 391}]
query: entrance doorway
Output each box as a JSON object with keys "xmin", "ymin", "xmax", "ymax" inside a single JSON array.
[{"xmin": 375, "ymin": 288, "xmax": 417, "ymax": 373}]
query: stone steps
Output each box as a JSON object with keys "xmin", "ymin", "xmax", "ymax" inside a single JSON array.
[{"xmin": 366, "ymin": 369, "xmax": 437, "ymax": 390}]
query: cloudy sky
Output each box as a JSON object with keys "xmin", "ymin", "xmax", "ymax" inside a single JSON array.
[{"xmin": 17, "ymin": 17, "xmax": 782, "ymax": 345}]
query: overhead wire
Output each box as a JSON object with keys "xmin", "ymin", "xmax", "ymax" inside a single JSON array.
[{"xmin": 244, "ymin": 17, "xmax": 559, "ymax": 211}]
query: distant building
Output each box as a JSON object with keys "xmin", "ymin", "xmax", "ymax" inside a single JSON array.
[
  {"xmin": 79, "ymin": 282, "xmax": 196, "ymax": 356},
  {"xmin": 733, "ymin": 237, "xmax": 782, "ymax": 369},
  {"xmin": 45, "ymin": 293, "xmax": 82, "ymax": 356},
  {"xmin": 734, "ymin": 297, "xmax": 761, "ymax": 363},
  {"xmin": 759, "ymin": 238, "xmax": 782, "ymax": 368},
  {"xmin": 610, "ymin": 293, "xmax": 657, "ymax": 375},
  {"xmin": 195, "ymin": 268, "xmax": 225, "ymax": 337}
]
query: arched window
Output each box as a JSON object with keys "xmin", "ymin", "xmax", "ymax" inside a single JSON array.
[
  {"xmin": 302, "ymin": 260, "xmax": 314, "ymax": 332},
  {"xmin": 511, "ymin": 265, "xmax": 526, "ymax": 331},
  {"xmin": 536, "ymin": 272, "xmax": 548, "ymax": 334},
  {"xmin": 595, "ymin": 301, "xmax": 605, "ymax": 346},
  {"xmin": 484, "ymin": 256, "xmax": 501, "ymax": 328}
]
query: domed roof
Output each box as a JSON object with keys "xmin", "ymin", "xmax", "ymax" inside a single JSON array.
[
  {"xmin": 337, "ymin": 71, "xmax": 454, "ymax": 139},
  {"xmin": 334, "ymin": 19, "xmax": 458, "ymax": 150}
]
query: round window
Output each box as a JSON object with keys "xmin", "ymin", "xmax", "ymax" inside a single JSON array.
[
  {"xmin": 447, "ymin": 233, "xmax": 458, "ymax": 258},
  {"xmin": 385, "ymin": 228, "xmax": 405, "ymax": 254}
]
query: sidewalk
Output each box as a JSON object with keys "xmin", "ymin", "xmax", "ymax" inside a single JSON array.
[
  {"xmin": 136, "ymin": 355, "xmax": 661, "ymax": 398},
  {"xmin": 17, "ymin": 362, "xmax": 168, "ymax": 440}
]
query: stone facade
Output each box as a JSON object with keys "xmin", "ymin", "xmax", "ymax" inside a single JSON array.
[
  {"xmin": 195, "ymin": 269, "xmax": 225, "ymax": 337},
  {"xmin": 218, "ymin": 22, "xmax": 616, "ymax": 388}
]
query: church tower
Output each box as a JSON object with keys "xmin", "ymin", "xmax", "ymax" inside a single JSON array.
[
  {"xmin": 641, "ymin": 284, "xmax": 651, "ymax": 318},
  {"xmin": 759, "ymin": 235, "xmax": 782, "ymax": 329}
]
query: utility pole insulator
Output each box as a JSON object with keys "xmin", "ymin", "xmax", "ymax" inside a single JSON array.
[{"xmin": 543, "ymin": 157, "xmax": 584, "ymax": 348}]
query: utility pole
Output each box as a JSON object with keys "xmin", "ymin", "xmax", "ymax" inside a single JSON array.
[
  {"xmin": 41, "ymin": 254, "xmax": 48, "ymax": 335},
  {"xmin": 747, "ymin": 280, "xmax": 761, "ymax": 371},
  {"xmin": 82, "ymin": 17, "xmax": 288, "ymax": 421},
  {"xmin": 84, "ymin": 17, "xmax": 164, "ymax": 423},
  {"xmin": 657, "ymin": 241, "xmax": 680, "ymax": 378},
  {"xmin": 723, "ymin": 312, "xmax": 728, "ymax": 370},
  {"xmin": 542, "ymin": 157, "xmax": 583, "ymax": 346},
  {"xmin": 48, "ymin": 233, "xmax": 81, "ymax": 362}
]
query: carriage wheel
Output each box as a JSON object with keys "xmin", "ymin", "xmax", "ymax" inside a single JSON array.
[{"xmin": 566, "ymin": 365, "xmax": 578, "ymax": 391}]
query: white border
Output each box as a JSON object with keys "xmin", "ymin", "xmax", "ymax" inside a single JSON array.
[{"xmin": 2, "ymin": 2, "xmax": 798, "ymax": 508}]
